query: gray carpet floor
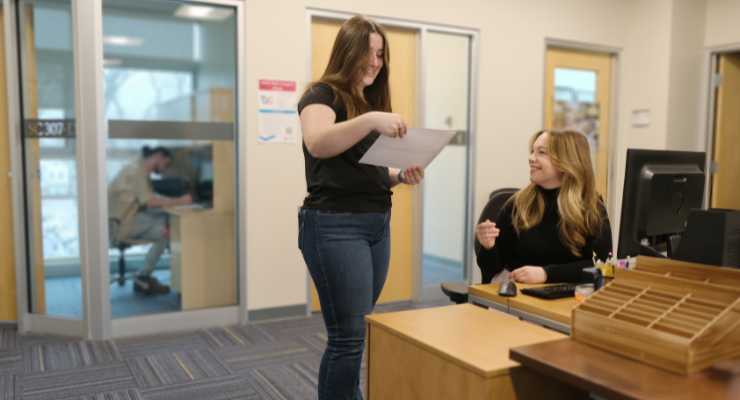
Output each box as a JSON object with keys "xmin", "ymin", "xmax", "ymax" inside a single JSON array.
[{"xmin": 0, "ymin": 300, "xmax": 451, "ymax": 400}]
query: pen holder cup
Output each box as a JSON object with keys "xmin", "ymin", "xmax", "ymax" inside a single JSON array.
[{"xmin": 594, "ymin": 274, "xmax": 614, "ymax": 291}]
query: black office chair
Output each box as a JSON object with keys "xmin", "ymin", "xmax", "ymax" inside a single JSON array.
[
  {"xmin": 108, "ymin": 218, "xmax": 153, "ymax": 286},
  {"xmin": 440, "ymin": 188, "xmax": 518, "ymax": 304}
]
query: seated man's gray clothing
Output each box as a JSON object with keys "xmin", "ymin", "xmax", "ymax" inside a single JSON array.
[
  {"xmin": 129, "ymin": 211, "xmax": 168, "ymax": 277},
  {"xmin": 108, "ymin": 158, "xmax": 155, "ymax": 240},
  {"xmin": 108, "ymin": 158, "xmax": 166, "ymax": 277}
]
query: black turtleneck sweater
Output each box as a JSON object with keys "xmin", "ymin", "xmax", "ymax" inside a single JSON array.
[{"xmin": 476, "ymin": 186, "xmax": 613, "ymax": 284}]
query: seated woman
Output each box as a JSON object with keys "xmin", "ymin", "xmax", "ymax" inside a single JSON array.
[{"xmin": 476, "ymin": 129, "xmax": 612, "ymax": 284}]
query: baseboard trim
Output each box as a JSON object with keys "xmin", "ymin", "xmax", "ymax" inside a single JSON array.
[{"xmin": 248, "ymin": 304, "xmax": 307, "ymax": 322}]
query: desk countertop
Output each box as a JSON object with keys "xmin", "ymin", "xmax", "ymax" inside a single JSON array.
[
  {"xmin": 365, "ymin": 304, "xmax": 567, "ymax": 378},
  {"xmin": 510, "ymin": 338, "xmax": 735, "ymax": 400},
  {"xmin": 469, "ymin": 283, "xmax": 576, "ymax": 326}
]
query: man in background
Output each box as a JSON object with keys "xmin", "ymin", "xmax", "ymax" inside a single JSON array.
[{"xmin": 108, "ymin": 146, "xmax": 192, "ymax": 294}]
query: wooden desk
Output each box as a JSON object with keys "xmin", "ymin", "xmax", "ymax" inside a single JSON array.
[
  {"xmin": 364, "ymin": 304, "xmax": 588, "ymax": 399},
  {"xmin": 469, "ymin": 283, "xmax": 574, "ymax": 334},
  {"xmin": 164, "ymin": 208, "xmax": 236, "ymax": 310},
  {"xmin": 510, "ymin": 338, "xmax": 737, "ymax": 400}
]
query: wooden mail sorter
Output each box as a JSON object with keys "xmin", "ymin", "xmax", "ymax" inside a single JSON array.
[{"xmin": 572, "ymin": 256, "xmax": 740, "ymax": 375}]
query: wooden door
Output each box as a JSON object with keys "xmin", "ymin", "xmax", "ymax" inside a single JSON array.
[
  {"xmin": 309, "ymin": 20, "xmax": 416, "ymax": 311},
  {"xmin": 544, "ymin": 47, "xmax": 612, "ymax": 205},
  {"xmin": 711, "ymin": 53, "xmax": 740, "ymax": 210},
  {"xmin": 0, "ymin": 4, "xmax": 17, "ymax": 322}
]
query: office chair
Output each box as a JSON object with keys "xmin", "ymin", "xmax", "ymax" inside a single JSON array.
[
  {"xmin": 440, "ymin": 188, "xmax": 518, "ymax": 304},
  {"xmin": 108, "ymin": 218, "xmax": 154, "ymax": 286}
]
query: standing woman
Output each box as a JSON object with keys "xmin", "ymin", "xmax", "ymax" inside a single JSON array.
[{"xmin": 297, "ymin": 15, "xmax": 424, "ymax": 400}]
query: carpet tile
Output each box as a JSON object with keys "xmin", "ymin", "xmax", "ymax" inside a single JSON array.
[
  {"xmin": 0, "ymin": 374, "xmax": 20, "ymax": 400},
  {"xmin": 140, "ymin": 375, "xmax": 261, "ymax": 400},
  {"xmin": 75, "ymin": 389, "xmax": 143, "ymax": 400},
  {"xmin": 243, "ymin": 363, "xmax": 319, "ymax": 400},
  {"xmin": 24, "ymin": 340, "xmax": 122, "ymax": 373},
  {"xmin": 255, "ymin": 315, "xmax": 326, "ymax": 340},
  {"xmin": 0, "ymin": 350, "xmax": 22, "ymax": 374},
  {"xmin": 19, "ymin": 332, "xmax": 80, "ymax": 348},
  {"xmin": 0, "ymin": 300, "xmax": 450, "ymax": 399},
  {"xmin": 22, "ymin": 363, "xmax": 136, "ymax": 400},
  {"xmin": 217, "ymin": 339, "xmax": 319, "ymax": 373},
  {"xmin": 127, "ymin": 348, "xmax": 231, "ymax": 389},
  {"xmin": 296, "ymin": 333, "xmax": 327, "ymax": 354},
  {"xmin": 0, "ymin": 326, "xmax": 20, "ymax": 351},
  {"xmin": 200, "ymin": 325, "xmax": 273, "ymax": 348},
  {"xmin": 113, "ymin": 331, "xmax": 210, "ymax": 360}
]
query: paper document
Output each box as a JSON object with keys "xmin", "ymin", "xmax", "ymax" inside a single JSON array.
[{"xmin": 359, "ymin": 127, "xmax": 457, "ymax": 170}]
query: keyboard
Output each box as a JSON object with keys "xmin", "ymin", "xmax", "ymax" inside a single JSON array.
[{"xmin": 520, "ymin": 284, "xmax": 577, "ymax": 300}]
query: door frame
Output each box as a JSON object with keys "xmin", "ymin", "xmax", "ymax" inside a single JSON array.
[
  {"xmin": 304, "ymin": 8, "xmax": 480, "ymax": 305},
  {"xmin": 698, "ymin": 43, "xmax": 740, "ymax": 208},
  {"xmin": 543, "ymin": 38, "xmax": 622, "ymax": 241},
  {"xmin": 7, "ymin": 0, "xmax": 248, "ymax": 340}
]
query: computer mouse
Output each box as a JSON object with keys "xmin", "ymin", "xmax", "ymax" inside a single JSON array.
[{"xmin": 499, "ymin": 281, "xmax": 518, "ymax": 297}]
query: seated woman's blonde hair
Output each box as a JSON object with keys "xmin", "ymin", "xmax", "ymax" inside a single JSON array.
[{"xmin": 508, "ymin": 129, "xmax": 605, "ymax": 256}]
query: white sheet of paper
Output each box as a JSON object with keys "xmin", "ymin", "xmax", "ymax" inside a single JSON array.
[{"xmin": 359, "ymin": 127, "xmax": 457, "ymax": 170}]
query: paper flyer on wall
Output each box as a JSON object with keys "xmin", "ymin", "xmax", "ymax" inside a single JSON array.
[
  {"xmin": 359, "ymin": 128, "xmax": 457, "ymax": 170},
  {"xmin": 258, "ymin": 79, "xmax": 297, "ymax": 143}
]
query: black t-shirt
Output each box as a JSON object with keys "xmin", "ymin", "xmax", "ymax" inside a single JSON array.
[
  {"xmin": 476, "ymin": 186, "xmax": 613, "ymax": 284},
  {"xmin": 297, "ymin": 83, "xmax": 392, "ymax": 213}
]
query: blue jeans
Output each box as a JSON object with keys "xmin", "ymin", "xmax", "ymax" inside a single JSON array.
[{"xmin": 298, "ymin": 209, "xmax": 391, "ymax": 400}]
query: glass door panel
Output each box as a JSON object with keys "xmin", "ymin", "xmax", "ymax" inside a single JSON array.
[
  {"xmin": 102, "ymin": 0, "xmax": 238, "ymax": 318},
  {"xmin": 18, "ymin": 0, "xmax": 82, "ymax": 317},
  {"xmin": 420, "ymin": 32, "xmax": 471, "ymax": 300},
  {"xmin": 545, "ymin": 47, "xmax": 612, "ymax": 203}
]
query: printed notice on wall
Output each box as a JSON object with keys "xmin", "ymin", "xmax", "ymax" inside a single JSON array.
[{"xmin": 258, "ymin": 79, "xmax": 297, "ymax": 143}]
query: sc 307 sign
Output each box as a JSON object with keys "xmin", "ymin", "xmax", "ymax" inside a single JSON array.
[{"xmin": 23, "ymin": 119, "xmax": 76, "ymax": 138}]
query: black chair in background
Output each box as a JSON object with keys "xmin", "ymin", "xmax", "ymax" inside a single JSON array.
[
  {"xmin": 108, "ymin": 218, "xmax": 153, "ymax": 286},
  {"xmin": 440, "ymin": 188, "xmax": 518, "ymax": 304}
]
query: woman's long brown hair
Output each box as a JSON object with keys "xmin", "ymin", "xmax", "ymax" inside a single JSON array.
[
  {"xmin": 300, "ymin": 15, "xmax": 392, "ymax": 119},
  {"xmin": 507, "ymin": 129, "xmax": 605, "ymax": 257}
]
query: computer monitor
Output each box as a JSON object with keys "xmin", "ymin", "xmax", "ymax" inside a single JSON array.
[
  {"xmin": 616, "ymin": 149, "xmax": 706, "ymax": 259},
  {"xmin": 153, "ymin": 145, "xmax": 214, "ymax": 203}
]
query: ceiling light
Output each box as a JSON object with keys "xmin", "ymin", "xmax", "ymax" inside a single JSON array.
[
  {"xmin": 174, "ymin": 5, "xmax": 233, "ymax": 21},
  {"xmin": 103, "ymin": 36, "xmax": 143, "ymax": 47}
]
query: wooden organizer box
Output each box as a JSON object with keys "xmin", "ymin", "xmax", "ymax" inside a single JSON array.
[{"xmin": 572, "ymin": 256, "xmax": 740, "ymax": 375}]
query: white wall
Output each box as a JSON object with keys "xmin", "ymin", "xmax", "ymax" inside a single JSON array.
[
  {"xmin": 243, "ymin": 0, "xmax": 709, "ymax": 309},
  {"xmin": 422, "ymin": 32, "xmax": 470, "ymax": 263}
]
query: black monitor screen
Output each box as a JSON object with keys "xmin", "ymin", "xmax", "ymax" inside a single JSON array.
[{"xmin": 617, "ymin": 149, "xmax": 706, "ymax": 259}]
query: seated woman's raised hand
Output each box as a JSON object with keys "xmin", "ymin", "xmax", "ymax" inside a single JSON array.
[{"xmin": 475, "ymin": 219, "xmax": 500, "ymax": 250}]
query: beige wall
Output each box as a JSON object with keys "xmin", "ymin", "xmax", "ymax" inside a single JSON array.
[
  {"xmin": 244, "ymin": 0, "xmax": 710, "ymax": 307},
  {"xmin": 666, "ymin": 0, "xmax": 707, "ymax": 153},
  {"xmin": 610, "ymin": 0, "xmax": 674, "ymax": 256},
  {"xmin": 705, "ymin": 0, "xmax": 740, "ymax": 47}
]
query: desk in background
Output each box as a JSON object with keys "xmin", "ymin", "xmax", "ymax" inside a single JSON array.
[
  {"xmin": 469, "ymin": 283, "xmax": 574, "ymax": 334},
  {"xmin": 510, "ymin": 338, "xmax": 736, "ymax": 400},
  {"xmin": 364, "ymin": 304, "xmax": 588, "ymax": 400},
  {"xmin": 164, "ymin": 207, "xmax": 236, "ymax": 310}
]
